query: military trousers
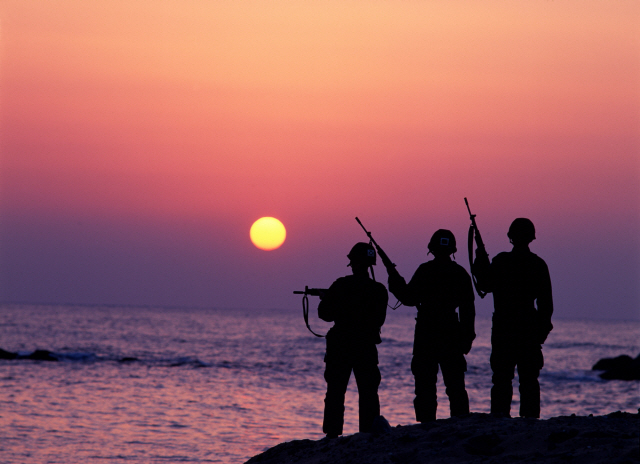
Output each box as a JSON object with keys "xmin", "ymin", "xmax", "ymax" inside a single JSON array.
[
  {"xmin": 490, "ymin": 338, "xmax": 543, "ymax": 418},
  {"xmin": 323, "ymin": 344, "xmax": 381, "ymax": 436},
  {"xmin": 411, "ymin": 350, "xmax": 469, "ymax": 422}
]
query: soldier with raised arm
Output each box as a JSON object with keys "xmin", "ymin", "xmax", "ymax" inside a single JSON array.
[
  {"xmin": 472, "ymin": 218, "xmax": 553, "ymax": 418},
  {"xmin": 388, "ymin": 230, "xmax": 476, "ymax": 422}
]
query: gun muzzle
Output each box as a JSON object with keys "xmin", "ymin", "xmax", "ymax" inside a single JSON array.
[{"xmin": 293, "ymin": 286, "xmax": 326, "ymax": 297}]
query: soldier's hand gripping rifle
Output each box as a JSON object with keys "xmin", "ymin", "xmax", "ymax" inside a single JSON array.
[
  {"xmin": 464, "ymin": 198, "xmax": 488, "ymax": 298},
  {"xmin": 293, "ymin": 286, "xmax": 328, "ymax": 337},
  {"xmin": 355, "ymin": 217, "xmax": 402, "ymax": 309}
]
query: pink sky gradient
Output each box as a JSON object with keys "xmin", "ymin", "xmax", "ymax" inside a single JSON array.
[{"xmin": 1, "ymin": 1, "xmax": 638, "ymax": 319}]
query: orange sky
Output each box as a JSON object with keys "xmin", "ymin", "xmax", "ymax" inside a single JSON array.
[{"xmin": 1, "ymin": 1, "xmax": 638, "ymax": 318}]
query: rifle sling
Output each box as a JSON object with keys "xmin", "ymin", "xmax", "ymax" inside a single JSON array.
[{"xmin": 302, "ymin": 293, "xmax": 326, "ymax": 338}]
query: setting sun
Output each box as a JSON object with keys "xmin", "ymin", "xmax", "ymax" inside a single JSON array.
[{"xmin": 250, "ymin": 217, "xmax": 286, "ymax": 251}]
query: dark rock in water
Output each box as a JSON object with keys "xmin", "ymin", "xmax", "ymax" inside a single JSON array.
[
  {"xmin": 593, "ymin": 353, "xmax": 640, "ymax": 381},
  {"xmin": 25, "ymin": 350, "xmax": 58, "ymax": 361},
  {"xmin": 0, "ymin": 348, "xmax": 18, "ymax": 360},
  {"xmin": 592, "ymin": 355, "xmax": 633, "ymax": 371},
  {"xmin": 371, "ymin": 415, "xmax": 392, "ymax": 436},
  {"xmin": 118, "ymin": 357, "xmax": 139, "ymax": 363}
]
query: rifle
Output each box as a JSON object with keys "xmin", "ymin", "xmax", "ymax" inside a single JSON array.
[
  {"xmin": 355, "ymin": 217, "xmax": 397, "ymax": 275},
  {"xmin": 355, "ymin": 217, "xmax": 402, "ymax": 309},
  {"xmin": 464, "ymin": 198, "xmax": 488, "ymax": 298},
  {"xmin": 293, "ymin": 286, "xmax": 328, "ymax": 337}
]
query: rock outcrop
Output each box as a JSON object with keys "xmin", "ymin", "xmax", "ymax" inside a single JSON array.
[
  {"xmin": 592, "ymin": 354, "xmax": 640, "ymax": 380},
  {"xmin": 245, "ymin": 412, "xmax": 639, "ymax": 464}
]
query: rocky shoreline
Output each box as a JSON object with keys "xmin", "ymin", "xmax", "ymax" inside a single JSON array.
[{"xmin": 246, "ymin": 412, "xmax": 639, "ymax": 464}]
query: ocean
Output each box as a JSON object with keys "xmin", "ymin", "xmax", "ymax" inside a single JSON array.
[{"xmin": 0, "ymin": 304, "xmax": 638, "ymax": 463}]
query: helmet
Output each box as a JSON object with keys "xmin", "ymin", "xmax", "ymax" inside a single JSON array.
[
  {"xmin": 347, "ymin": 242, "xmax": 376, "ymax": 266},
  {"xmin": 427, "ymin": 229, "xmax": 457, "ymax": 255},
  {"xmin": 508, "ymin": 218, "xmax": 536, "ymax": 243}
]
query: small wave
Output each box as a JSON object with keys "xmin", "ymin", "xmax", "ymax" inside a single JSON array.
[
  {"xmin": 216, "ymin": 360, "xmax": 247, "ymax": 369},
  {"xmin": 219, "ymin": 403, "xmax": 251, "ymax": 412},
  {"xmin": 1, "ymin": 349, "xmax": 216, "ymax": 369},
  {"xmin": 57, "ymin": 352, "xmax": 100, "ymax": 362},
  {"xmin": 167, "ymin": 357, "xmax": 211, "ymax": 368},
  {"xmin": 547, "ymin": 342, "xmax": 638, "ymax": 351},
  {"xmin": 380, "ymin": 338, "xmax": 413, "ymax": 348},
  {"xmin": 17, "ymin": 350, "xmax": 60, "ymax": 361},
  {"xmin": 540, "ymin": 369, "xmax": 603, "ymax": 383},
  {"xmin": 1, "ymin": 348, "xmax": 104, "ymax": 362}
]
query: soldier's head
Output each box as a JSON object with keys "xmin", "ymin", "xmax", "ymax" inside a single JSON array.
[
  {"xmin": 427, "ymin": 229, "xmax": 457, "ymax": 257},
  {"xmin": 347, "ymin": 242, "xmax": 376, "ymax": 269},
  {"xmin": 508, "ymin": 218, "xmax": 536, "ymax": 245}
]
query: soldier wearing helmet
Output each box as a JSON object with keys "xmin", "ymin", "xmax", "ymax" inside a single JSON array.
[
  {"xmin": 317, "ymin": 242, "xmax": 389, "ymax": 438},
  {"xmin": 388, "ymin": 229, "xmax": 476, "ymax": 422},
  {"xmin": 473, "ymin": 218, "xmax": 553, "ymax": 419}
]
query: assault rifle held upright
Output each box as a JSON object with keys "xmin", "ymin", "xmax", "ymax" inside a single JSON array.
[
  {"xmin": 355, "ymin": 217, "xmax": 402, "ymax": 310},
  {"xmin": 464, "ymin": 198, "xmax": 488, "ymax": 298}
]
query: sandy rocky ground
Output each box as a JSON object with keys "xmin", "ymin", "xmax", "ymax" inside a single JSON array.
[{"xmin": 246, "ymin": 412, "xmax": 639, "ymax": 464}]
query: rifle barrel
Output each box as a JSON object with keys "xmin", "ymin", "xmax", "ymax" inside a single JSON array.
[
  {"xmin": 355, "ymin": 217, "xmax": 375, "ymax": 242},
  {"xmin": 464, "ymin": 197, "xmax": 474, "ymax": 218},
  {"xmin": 355, "ymin": 217, "xmax": 369, "ymax": 234}
]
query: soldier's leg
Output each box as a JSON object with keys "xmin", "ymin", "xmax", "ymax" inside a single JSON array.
[
  {"xmin": 411, "ymin": 352, "xmax": 439, "ymax": 422},
  {"xmin": 517, "ymin": 344, "xmax": 543, "ymax": 418},
  {"xmin": 323, "ymin": 359, "xmax": 352, "ymax": 436},
  {"xmin": 490, "ymin": 341, "xmax": 517, "ymax": 417},
  {"xmin": 353, "ymin": 359, "xmax": 381, "ymax": 433},
  {"xmin": 440, "ymin": 353, "xmax": 470, "ymax": 417}
]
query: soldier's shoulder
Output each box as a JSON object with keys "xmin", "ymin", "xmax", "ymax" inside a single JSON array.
[
  {"xmin": 451, "ymin": 260, "xmax": 472, "ymax": 277},
  {"xmin": 490, "ymin": 251, "xmax": 513, "ymax": 266},
  {"xmin": 529, "ymin": 252, "xmax": 550, "ymax": 269},
  {"xmin": 330, "ymin": 275, "xmax": 352, "ymax": 288},
  {"xmin": 528, "ymin": 251, "xmax": 545, "ymax": 260},
  {"xmin": 373, "ymin": 279, "xmax": 388, "ymax": 293},
  {"xmin": 409, "ymin": 262, "xmax": 434, "ymax": 279},
  {"xmin": 492, "ymin": 251, "xmax": 511, "ymax": 261},
  {"xmin": 451, "ymin": 260, "xmax": 468, "ymax": 271},
  {"xmin": 416, "ymin": 261, "xmax": 433, "ymax": 271},
  {"xmin": 326, "ymin": 276, "xmax": 357, "ymax": 297}
]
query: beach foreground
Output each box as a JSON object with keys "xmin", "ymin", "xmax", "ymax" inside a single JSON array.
[{"xmin": 246, "ymin": 412, "xmax": 639, "ymax": 464}]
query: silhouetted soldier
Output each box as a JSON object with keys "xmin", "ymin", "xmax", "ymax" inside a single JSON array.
[
  {"xmin": 318, "ymin": 242, "xmax": 388, "ymax": 438},
  {"xmin": 388, "ymin": 230, "xmax": 476, "ymax": 422},
  {"xmin": 473, "ymin": 218, "xmax": 553, "ymax": 418}
]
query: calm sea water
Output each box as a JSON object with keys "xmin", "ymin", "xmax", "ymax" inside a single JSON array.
[{"xmin": 0, "ymin": 304, "xmax": 638, "ymax": 463}]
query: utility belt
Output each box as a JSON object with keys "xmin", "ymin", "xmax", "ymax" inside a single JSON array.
[
  {"xmin": 416, "ymin": 305, "xmax": 460, "ymax": 325},
  {"xmin": 492, "ymin": 308, "xmax": 537, "ymax": 328},
  {"xmin": 326, "ymin": 325, "xmax": 382, "ymax": 345}
]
